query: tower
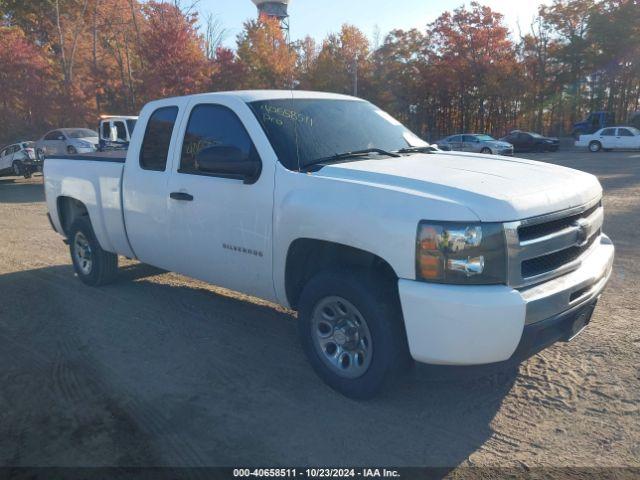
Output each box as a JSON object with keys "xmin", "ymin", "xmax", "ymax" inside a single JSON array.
[{"xmin": 252, "ymin": 0, "xmax": 291, "ymax": 33}]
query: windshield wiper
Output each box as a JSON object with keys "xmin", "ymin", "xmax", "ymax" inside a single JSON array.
[
  {"xmin": 395, "ymin": 146, "xmax": 439, "ymax": 154},
  {"xmin": 302, "ymin": 148, "xmax": 400, "ymax": 171}
]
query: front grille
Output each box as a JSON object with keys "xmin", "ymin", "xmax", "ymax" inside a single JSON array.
[
  {"xmin": 521, "ymin": 230, "xmax": 600, "ymax": 278},
  {"xmin": 506, "ymin": 199, "xmax": 604, "ymax": 287},
  {"xmin": 518, "ymin": 202, "xmax": 601, "ymax": 242}
]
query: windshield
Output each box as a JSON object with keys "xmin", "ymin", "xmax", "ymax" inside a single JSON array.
[
  {"xmin": 66, "ymin": 129, "xmax": 98, "ymax": 139},
  {"xmin": 476, "ymin": 135, "xmax": 496, "ymax": 142},
  {"xmin": 126, "ymin": 119, "xmax": 137, "ymax": 134},
  {"xmin": 249, "ymin": 99, "xmax": 427, "ymax": 170}
]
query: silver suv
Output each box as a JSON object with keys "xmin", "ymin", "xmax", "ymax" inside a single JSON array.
[{"xmin": 437, "ymin": 134, "xmax": 514, "ymax": 156}]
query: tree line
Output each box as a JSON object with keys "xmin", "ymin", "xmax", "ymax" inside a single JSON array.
[{"xmin": 1, "ymin": 0, "xmax": 638, "ymax": 145}]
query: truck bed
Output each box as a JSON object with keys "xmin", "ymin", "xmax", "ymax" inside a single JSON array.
[{"xmin": 43, "ymin": 152, "xmax": 134, "ymax": 259}]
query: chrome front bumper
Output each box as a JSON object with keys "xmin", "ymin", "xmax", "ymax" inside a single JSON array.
[{"xmin": 520, "ymin": 234, "xmax": 614, "ymax": 325}]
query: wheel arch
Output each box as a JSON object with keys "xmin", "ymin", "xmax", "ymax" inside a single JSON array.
[
  {"xmin": 56, "ymin": 196, "xmax": 90, "ymax": 237},
  {"xmin": 284, "ymin": 238, "xmax": 399, "ymax": 310}
]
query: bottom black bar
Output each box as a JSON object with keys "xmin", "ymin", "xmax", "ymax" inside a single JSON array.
[{"xmin": 0, "ymin": 467, "xmax": 639, "ymax": 480}]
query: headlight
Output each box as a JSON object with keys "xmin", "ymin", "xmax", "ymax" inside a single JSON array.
[
  {"xmin": 77, "ymin": 141, "xmax": 92, "ymax": 148},
  {"xmin": 416, "ymin": 221, "xmax": 506, "ymax": 284}
]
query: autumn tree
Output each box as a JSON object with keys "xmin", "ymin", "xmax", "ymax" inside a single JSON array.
[
  {"xmin": 236, "ymin": 17, "xmax": 297, "ymax": 89},
  {"xmin": 138, "ymin": 1, "xmax": 210, "ymax": 101},
  {"xmin": 0, "ymin": 27, "xmax": 56, "ymax": 144},
  {"xmin": 427, "ymin": 2, "xmax": 521, "ymax": 135},
  {"xmin": 308, "ymin": 24, "xmax": 371, "ymax": 96},
  {"xmin": 370, "ymin": 29, "xmax": 428, "ymax": 133},
  {"xmin": 210, "ymin": 47, "xmax": 247, "ymax": 91}
]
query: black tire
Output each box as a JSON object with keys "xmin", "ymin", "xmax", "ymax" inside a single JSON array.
[
  {"xmin": 12, "ymin": 160, "xmax": 22, "ymax": 176},
  {"xmin": 67, "ymin": 145, "xmax": 77, "ymax": 155},
  {"xmin": 480, "ymin": 147, "xmax": 492, "ymax": 154},
  {"xmin": 69, "ymin": 217, "xmax": 118, "ymax": 286},
  {"xmin": 297, "ymin": 268, "xmax": 411, "ymax": 399},
  {"xmin": 588, "ymin": 141, "xmax": 602, "ymax": 153}
]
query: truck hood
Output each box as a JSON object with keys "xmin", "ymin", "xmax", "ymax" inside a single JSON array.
[{"xmin": 314, "ymin": 152, "xmax": 602, "ymax": 222}]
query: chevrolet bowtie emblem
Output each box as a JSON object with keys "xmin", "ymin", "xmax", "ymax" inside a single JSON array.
[{"xmin": 573, "ymin": 218, "xmax": 590, "ymax": 247}]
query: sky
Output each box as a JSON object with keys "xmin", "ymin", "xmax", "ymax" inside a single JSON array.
[{"xmin": 198, "ymin": 0, "xmax": 554, "ymax": 48}]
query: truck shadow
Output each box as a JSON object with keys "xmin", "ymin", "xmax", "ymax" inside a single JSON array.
[
  {"xmin": 0, "ymin": 176, "xmax": 45, "ymax": 203},
  {"xmin": 0, "ymin": 263, "xmax": 515, "ymax": 470}
]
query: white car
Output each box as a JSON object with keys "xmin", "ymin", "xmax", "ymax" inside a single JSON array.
[
  {"xmin": 43, "ymin": 91, "xmax": 614, "ymax": 399},
  {"xmin": 576, "ymin": 126, "xmax": 640, "ymax": 152},
  {"xmin": 36, "ymin": 128, "xmax": 99, "ymax": 157},
  {"xmin": 0, "ymin": 141, "xmax": 38, "ymax": 177}
]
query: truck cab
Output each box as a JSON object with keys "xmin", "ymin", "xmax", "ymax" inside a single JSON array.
[
  {"xmin": 98, "ymin": 115, "xmax": 138, "ymax": 151},
  {"xmin": 43, "ymin": 91, "xmax": 614, "ymax": 399},
  {"xmin": 572, "ymin": 111, "xmax": 615, "ymax": 138}
]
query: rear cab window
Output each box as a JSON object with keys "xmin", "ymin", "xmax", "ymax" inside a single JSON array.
[{"xmin": 140, "ymin": 106, "xmax": 179, "ymax": 172}]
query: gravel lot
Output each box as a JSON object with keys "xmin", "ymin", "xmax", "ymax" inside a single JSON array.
[{"xmin": 0, "ymin": 151, "xmax": 638, "ymax": 472}]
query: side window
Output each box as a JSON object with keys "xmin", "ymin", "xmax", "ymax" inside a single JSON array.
[
  {"xmin": 140, "ymin": 106, "xmax": 179, "ymax": 172},
  {"xmin": 45, "ymin": 131, "xmax": 60, "ymax": 141},
  {"xmin": 601, "ymin": 128, "xmax": 616, "ymax": 136},
  {"xmin": 462, "ymin": 135, "xmax": 475, "ymax": 142},
  {"xmin": 114, "ymin": 121, "xmax": 127, "ymax": 140},
  {"xmin": 101, "ymin": 122, "xmax": 110, "ymax": 139},
  {"xmin": 449, "ymin": 135, "xmax": 462, "ymax": 143},
  {"xmin": 179, "ymin": 104, "xmax": 258, "ymax": 176},
  {"xmin": 618, "ymin": 128, "xmax": 633, "ymax": 137}
]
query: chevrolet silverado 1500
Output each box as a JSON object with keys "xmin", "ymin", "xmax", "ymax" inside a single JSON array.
[{"xmin": 44, "ymin": 91, "xmax": 614, "ymax": 398}]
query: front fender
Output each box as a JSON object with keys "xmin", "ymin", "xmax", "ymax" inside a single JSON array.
[{"xmin": 272, "ymin": 167, "xmax": 478, "ymax": 306}]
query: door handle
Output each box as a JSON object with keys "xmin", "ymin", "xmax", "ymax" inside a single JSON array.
[{"xmin": 170, "ymin": 192, "xmax": 194, "ymax": 201}]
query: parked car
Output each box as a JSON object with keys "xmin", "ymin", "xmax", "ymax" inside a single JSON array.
[
  {"xmin": 43, "ymin": 91, "xmax": 613, "ymax": 399},
  {"xmin": 575, "ymin": 126, "xmax": 640, "ymax": 152},
  {"xmin": 436, "ymin": 134, "xmax": 514, "ymax": 156},
  {"xmin": 98, "ymin": 115, "xmax": 138, "ymax": 151},
  {"xmin": 36, "ymin": 128, "xmax": 99, "ymax": 157},
  {"xmin": 0, "ymin": 141, "xmax": 41, "ymax": 177},
  {"xmin": 500, "ymin": 131, "xmax": 559, "ymax": 153},
  {"xmin": 571, "ymin": 111, "xmax": 616, "ymax": 138}
]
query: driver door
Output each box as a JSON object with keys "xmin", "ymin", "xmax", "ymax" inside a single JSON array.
[{"xmin": 166, "ymin": 96, "xmax": 276, "ymax": 301}]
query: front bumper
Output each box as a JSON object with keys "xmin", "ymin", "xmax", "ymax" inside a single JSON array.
[{"xmin": 398, "ymin": 234, "xmax": 614, "ymax": 365}]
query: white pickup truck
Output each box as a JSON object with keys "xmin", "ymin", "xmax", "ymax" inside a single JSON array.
[{"xmin": 44, "ymin": 91, "xmax": 614, "ymax": 398}]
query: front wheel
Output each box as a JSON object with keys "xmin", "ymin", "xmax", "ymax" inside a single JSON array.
[
  {"xmin": 480, "ymin": 147, "xmax": 493, "ymax": 154},
  {"xmin": 298, "ymin": 269, "xmax": 410, "ymax": 399},
  {"xmin": 67, "ymin": 145, "xmax": 77, "ymax": 155},
  {"xmin": 589, "ymin": 141, "xmax": 602, "ymax": 153},
  {"xmin": 69, "ymin": 217, "xmax": 118, "ymax": 286}
]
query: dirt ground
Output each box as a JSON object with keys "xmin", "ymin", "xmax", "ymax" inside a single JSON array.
[{"xmin": 0, "ymin": 151, "xmax": 638, "ymax": 472}]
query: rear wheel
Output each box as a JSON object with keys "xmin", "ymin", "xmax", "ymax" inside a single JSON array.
[
  {"xmin": 589, "ymin": 141, "xmax": 602, "ymax": 153},
  {"xmin": 69, "ymin": 217, "xmax": 118, "ymax": 286},
  {"xmin": 480, "ymin": 147, "xmax": 492, "ymax": 154},
  {"xmin": 298, "ymin": 268, "xmax": 410, "ymax": 399}
]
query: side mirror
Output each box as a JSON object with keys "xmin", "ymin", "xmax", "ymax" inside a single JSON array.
[
  {"xmin": 109, "ymin": 126, "xmax": 118, "ymax": 142},
  {"xmin": 195, "ymin": 145, "xmax": 261, "ymax": 184}
]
